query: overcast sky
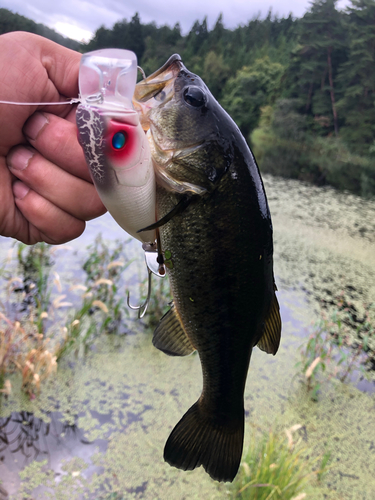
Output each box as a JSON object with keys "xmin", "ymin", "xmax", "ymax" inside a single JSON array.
[{"xmin": 1, "ymin": 0, "xmax": 351, "ymax": 42}]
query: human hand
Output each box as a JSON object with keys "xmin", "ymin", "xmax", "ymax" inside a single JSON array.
[{"xmin": 0, "ymin": 31, "xmax": 106, "ymax": 245}]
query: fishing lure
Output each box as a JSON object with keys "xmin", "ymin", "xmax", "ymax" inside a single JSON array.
[
  {"xmin": 76, "ymin": 49, "xmax": 156, "ymax": 244},
  {"xmin": 76, "ymin": 49, "xmax": 167, "ymax": 316}
]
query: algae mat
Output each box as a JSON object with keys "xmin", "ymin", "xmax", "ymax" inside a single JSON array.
[{"xmin": 0, "ymin": 175, "xmax": 374, "ymax": 499}]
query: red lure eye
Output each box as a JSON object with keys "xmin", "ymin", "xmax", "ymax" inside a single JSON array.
[{"xmin": 105, "ymin": 120, "xmax": 138, "ymax": 164}]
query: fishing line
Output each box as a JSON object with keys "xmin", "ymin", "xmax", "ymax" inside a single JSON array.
[{"xmin": 0, "ymin": 98, "xmax": 82, "ymax": 106}]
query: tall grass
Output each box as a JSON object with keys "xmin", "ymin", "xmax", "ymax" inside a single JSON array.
[
  {"xmin": 0, "ymin": 235, "xmax": 136, "ymax": 396},
  {"xmin": 231, "ymin": 430, "xmax": 310, "ymax": 500},
  {"xmin": 56, "ymin": 234, "xmax": 133, "ymax": 357},
  {"xmin": 0, "ymin": 314, "xmax": 57, "ymax": 397}
]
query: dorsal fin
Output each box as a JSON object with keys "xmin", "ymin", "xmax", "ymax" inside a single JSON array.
[
  {"xmin": 256, "ymin": 290, "xmax": 282, "ymax": 355},
  {"xmin": 153, "ymin": 302, "xmax": 196, "ymax": 356}
]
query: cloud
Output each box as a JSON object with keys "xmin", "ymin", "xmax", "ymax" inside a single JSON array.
[
  {"xmin": 53, "ymin": 22, "xmax": 93, "ymax": 42},
  {"xmin": 2, "ymin": 0, "xmax": 351, "ymax": 41}
]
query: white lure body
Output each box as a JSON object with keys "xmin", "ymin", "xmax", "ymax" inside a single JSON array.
[{"xmin": 76, "ymin": 49, "xmax": 156, "ymax": 244}]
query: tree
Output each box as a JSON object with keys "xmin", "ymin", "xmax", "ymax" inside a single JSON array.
[
  {"xmin": 0, "ymin": 8, "xmax": 81, "ymax": 50},
  {"xmin": 86, "ymin": 25, "xmax": 114, "ymax": 51},
  {"xmin": 211, "ymin": 13, "xmax": 225, "ymax": 46},
  {"xmin": 286, "ymin": 0, "xmax": 347, "ymax": 136},
  {"xmin": 127, "ymin": 13, "xmax": 145, "ymax": 61},
  {"xmin": 184, "ymin": 18, "xmax": 208, "ymax": 58},
  {"xmin": 202, "ymin": 51, "xmax": 230, "ymax": 99},
  {"xmin": 220, "ymin": 57, "xmax": 284, "ymax": 140},
  {"xmin": 337, "ymin": 0, "xmax": 375, "ymax": 154},
  {"xmin": 86, "ymin": 13, "xmax": 145, "ymax": 60},
  {"xmin": 141, "ymin": 22, "xmax": 183, "ymax": 75}
]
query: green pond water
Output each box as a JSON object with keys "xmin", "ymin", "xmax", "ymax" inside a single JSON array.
[{"xmin": 0, "ymin": 175, "xmax": 374, "ymax": 499}]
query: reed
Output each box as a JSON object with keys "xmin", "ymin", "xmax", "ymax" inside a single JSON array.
[{"xmin": 231, "ymin": 427, "xmax": 329, "ymax": 500}]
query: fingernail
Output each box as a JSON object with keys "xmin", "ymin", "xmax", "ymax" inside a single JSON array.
[
  {"xmin": 7, "ymin": 147, "xmax": 34, "ymax": 171},
  {"xmin": 24, "ymin": 112, "xmax": 49, "ymax": 140},
  {"xmin": 13, "ymin": 181, "xmax": 30, "ymax": 200}
]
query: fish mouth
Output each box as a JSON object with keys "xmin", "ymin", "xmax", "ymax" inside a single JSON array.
[
  {"xmin": 133, "ymin": 54, "xmax": 183, "ymax": 130},
  {"xmin": 134, "ymin": 54, "xmax": 183, "ymax": 103},
  {"xmin": 133, "ymin": 54, "xmax": 204, "ymax": 153}
]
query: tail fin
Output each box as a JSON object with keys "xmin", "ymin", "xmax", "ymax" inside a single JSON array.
[{"xmin": 164, "ymin": 401, "xmax": 244, "ymax": 482}]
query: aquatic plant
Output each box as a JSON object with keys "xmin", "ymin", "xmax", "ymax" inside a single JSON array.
[
  {"xmin": 16, "ymin": 242, "xmax": 52, "ymax": 307},
  {"xmin": 0, "ymin": 314, "xmax": 56, "ymax": 397},
  {"xmin": 57, "ymin": 234, "xmax": 133, "ymax": 357},
  {"xmin": 82, "ymin": 234, "xmax": 132, "ymax": 333},
  {"xmin": 231, "ymin": 427, "xmax": 319, "ymax": 500},
  {"xmin": 328, "ymin": 293, "xmax": 375, "ymax": 369},
  {"xmin": 317, "ymin": 450, "xmax": 332, "ymax": 483},
  {"xmin": 0, "ymin": 243, "xmax": 58, "ymax": 397},
  {"xmin": 0, "ymin": 235, "xmax": 135, "ymax": 395},
  {"xmin": 297, "ymin": 326, "xmax": 332, "ymax": 401},
  {"xmin": 297, "ymin": 299, "xmax": 373, "ymax": 400}
]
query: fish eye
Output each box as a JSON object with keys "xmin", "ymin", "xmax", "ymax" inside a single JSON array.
[
  {"xmin": 112, "ymin": 131, "xmax": 127, "ymax": 149},
  {"xmin": 183, "ymin": 87, "xmax": 205, "ymax": 108}
]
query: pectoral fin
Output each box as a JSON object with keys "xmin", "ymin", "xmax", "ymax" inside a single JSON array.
[
  {"xmin": 153, "ymin": 302, "xmax": 196, "ymax": 356},
  {"xmin": 256, "ymin": 291, "xmax": 282, "ymax": 355}
]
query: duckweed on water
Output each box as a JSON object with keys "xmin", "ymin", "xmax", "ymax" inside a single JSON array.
[{"xmin": 265, "ymin": 175, "xmax": 375, "ymax": 380}]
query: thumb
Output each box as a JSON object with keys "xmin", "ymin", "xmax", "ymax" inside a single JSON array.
[{"xmin": 38, "ymin": 34, "xmax": 82, "ymax": 99}]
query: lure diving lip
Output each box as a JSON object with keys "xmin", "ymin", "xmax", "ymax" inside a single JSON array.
[{"xmin": 76, "ymin": 48, "xmax": 156, "ymax": 245}]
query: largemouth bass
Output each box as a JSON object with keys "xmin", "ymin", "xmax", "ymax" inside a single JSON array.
[{"xmin": 133, "ymin": 55, "xmax": 282, "ymax": 482}]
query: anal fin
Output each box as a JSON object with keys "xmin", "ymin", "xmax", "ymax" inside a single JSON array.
[
  {"xmin": 153, "ymin": 302, "xmax": 195, "ymax": 356},
  {"xmin": 256, "ymin": 290, "xmax": 282, "ymax": 355}
]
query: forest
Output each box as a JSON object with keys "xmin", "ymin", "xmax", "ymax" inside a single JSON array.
[{"xmin": 1, "ymin": 0, "xmax": 375, "ymax": 197}]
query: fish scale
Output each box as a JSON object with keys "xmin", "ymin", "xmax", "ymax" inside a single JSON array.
[{"xmin": 157, "ymin": 159, "xmax": 269, "ymax": 398}]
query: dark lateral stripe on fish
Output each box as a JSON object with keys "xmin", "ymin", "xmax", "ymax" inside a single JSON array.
[
  {"xmin": 153, "ymin": 303, "xmax": 196, "ymax": 356},
  {"xmin": 164, "ymin": 401, "xmax": 244, "ymax": 482}
]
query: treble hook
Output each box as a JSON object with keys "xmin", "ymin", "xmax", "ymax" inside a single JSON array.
[{"xmin": 127, "ymin": 268, "xmax": 152, "ymax": 319}]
